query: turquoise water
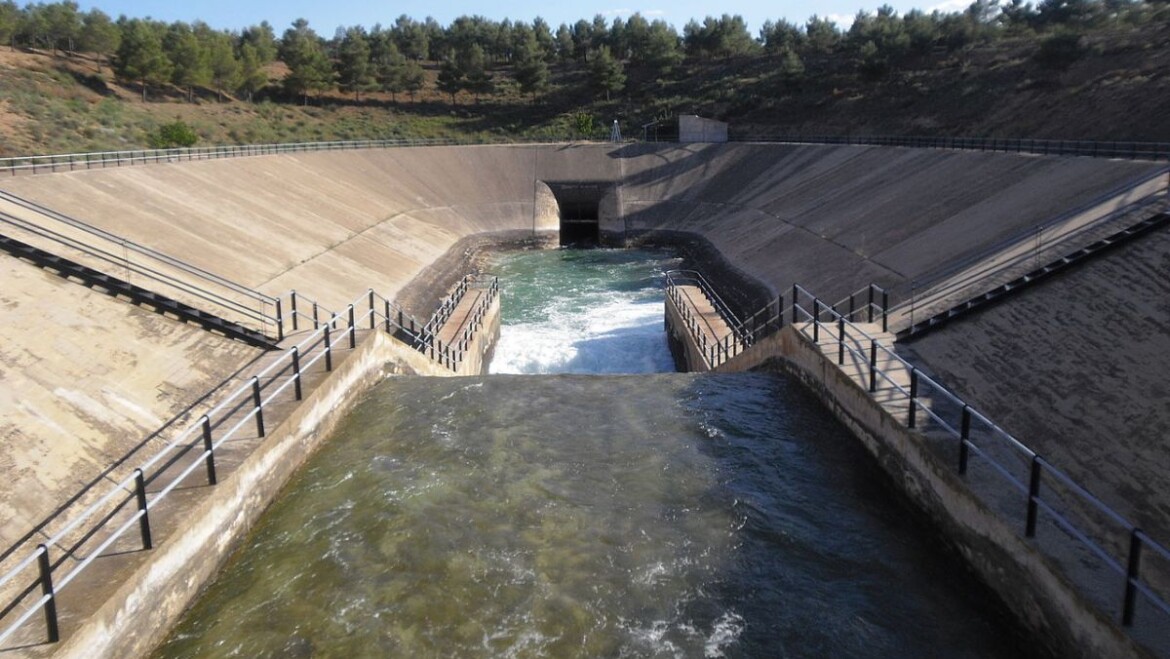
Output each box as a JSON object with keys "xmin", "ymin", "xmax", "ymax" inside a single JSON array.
[
  {"xmin": 489, "ymin": 248, "xmax": 679, "ymax": 374},
  {"xmin": 153, "ymin": 248, "xmax": 1032, "ymax": 658}
]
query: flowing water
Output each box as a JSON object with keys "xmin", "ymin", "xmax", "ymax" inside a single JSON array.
[
  {"xmin": 155, "ymin": 249, "xmax": 1031, "ymax": 658},
  {"xmin": 489, "ymin": 248, "xmax": 679, "ymax": 374}
]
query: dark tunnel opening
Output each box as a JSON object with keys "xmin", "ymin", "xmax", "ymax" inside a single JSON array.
[{"xmin": 546, "ymin": 182, "xmax": 607, "ymax": 247}]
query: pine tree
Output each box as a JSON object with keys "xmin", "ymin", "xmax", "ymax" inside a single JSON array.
[
  {"xmin": 375, "ymin": 41, "xmax": 407, "ymax": 102},
  {"xmin": 436, "ymin": 57, "xmax": 464, "ymax": 103},
  {"xmin": 513, "ymin": 31, "xmax": 549, "ymax": 103},
  {"xmin": 337, "ymin": 26, "xmax": 376, "ymax": 101},
  {"xmin": 205, "ymin": 31, "xmax": 239, "ymax": 102},
  {"xmin": 401, "ymin": 60, "xmax": 425, "ymax": 101},
  {"xmin": 643, "ymin": 20, "xmax": 682, "ymax": 74},
  {"xmin": 589, "ymin": 45, "xmax": 625, "ymax": 101},
  {"xmin": 0, "ymin": 1, "xmax": 18, "ymax": 51},
  {"xmin": 79, "ymin": 9, "xmax": 120, "ymax": 72},
  {"xmin": 240, "ymin": 22, "xmax": 277, "ymax": 63},
  {"xmin": 166, "ymin": 23, "xmax": 210, "ymax": 102},
  {"xmin": 41, "ymin": 0, "xmax": 80, "ymax": 54},
  {"xmin": 280, "ymin": 19, "xmax": 333, "ymax": 105},
  {"xmin": 236, "ymin": 43, "xmax": 268, "ymax": 101},
  {"xmin": 554, "ymin": 24, "xmax": 574, "ymax": 62},
  {"xmin": 461, "ymin": 43, "xmax": 494, "ymax": 103},
  {"xmin": 114, "ymin": 18, "xmax": 172, "ymax": 101}
]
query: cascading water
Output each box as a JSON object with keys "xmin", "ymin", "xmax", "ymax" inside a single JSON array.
[
  {"xmin": 153, "ymin": 247, "xmax": 1035, "ymax": 658},
  {"xmin": 488, "ymin": 248, "xmax": 679, "ymax": 374}
]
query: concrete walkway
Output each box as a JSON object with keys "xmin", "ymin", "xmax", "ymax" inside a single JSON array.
[{"xmin": 675, "ymin": 284, "xmax": 736, "ymax": 360}]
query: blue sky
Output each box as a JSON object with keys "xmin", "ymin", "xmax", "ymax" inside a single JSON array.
[{"xmin": 73, "ymin": 0, "xmax": 973, "ymax": 37}]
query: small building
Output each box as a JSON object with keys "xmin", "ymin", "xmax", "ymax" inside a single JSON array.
[
  {"xmin": 678, "ymin": 115, "xmax": 728, "ymax": 143},
  {"xmin": 641, "ymin": 115, "xmax": 729, "ymax": 143}
]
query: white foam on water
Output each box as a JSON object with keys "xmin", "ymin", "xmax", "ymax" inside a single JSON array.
[
  {"xmin": 490, "ymin": 294, "xmax": 674, "ymax": 374},
  {"xmin": 704, "ymin": 611, "xmax": 745, "ymax": 658}
]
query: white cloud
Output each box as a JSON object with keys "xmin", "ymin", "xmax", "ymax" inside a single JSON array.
[
  {"xmin": 825, "ymin": 13, "xmax": 855, "ymax": 29},
  {"xmin": 929, "ymin": 0, "xmax": 970, "ymax": 12}
]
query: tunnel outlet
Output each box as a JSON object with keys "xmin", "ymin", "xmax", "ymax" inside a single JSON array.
[{"xmin": 545, "ymin": 182, "xmax": 610, "ymax": 247}]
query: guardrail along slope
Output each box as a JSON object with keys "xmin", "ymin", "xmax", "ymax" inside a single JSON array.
[
  {"xmin": 0, "ymin": 251, "xmax": 265, "ymax": 553},
  {"xmin": 903, "ymin": 220, "xmax": 1170, "ymax": 557}
]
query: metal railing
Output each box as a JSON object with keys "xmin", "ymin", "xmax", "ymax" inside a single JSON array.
[
  {"xmin": 0, "ymin": 295, "xmax": 358, "ymax": 647},
  {"xmin": 285, "ymin": 279, "xmax": 499, "ymax": 373},
  {"xmin": 891, "ymin": 168, "xmax": 1170, "ymax": 331},
  {"xmin": 0, "ymin": 277, "xmax": 502, "ymax": 646},
  {"xmin": 414, "ymin": 274, "xmax": 500, "ymax": 372},
  {"xmin": 729, "ymin": 132, "xmax": 1170, "ymax": 162},
  {"xmin": 0, "ymin": 137, "xmax": 550, "ymax": 177},
  {"xmin": 664, "ymin": 270, "xmax": 751, "ymax": 368},
  {"xmin": 665, "ymin": 274, "xmax": 890, "ymax": 370},
  {"xmin": 788, "ymin": 283, "xmax": 1170, "ymax": 650},
  {"xmin": 0, "ymin": 190, "xmax": 281, "ymax": 340},
  {"xmin": 827, "ymin": 283, "xmax": 890, "ymax": 332}
]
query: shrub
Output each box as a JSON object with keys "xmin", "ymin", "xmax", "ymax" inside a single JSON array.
[
  {"xmin": 1034, "ymin": 30, "xmax": 1087, "ymax": 70},
  {"xmin": 148, "ymin": 120, "xmax": 199, "ymax": 148}
]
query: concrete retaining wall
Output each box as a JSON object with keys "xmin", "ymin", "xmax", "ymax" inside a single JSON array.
[
  {"xmin": 52, "ymin": 331, "xmax": 437, "ymax": 659},
  {"xmin": 716, "ymin": 328, "xmax": 1147, "ymax": 659}
]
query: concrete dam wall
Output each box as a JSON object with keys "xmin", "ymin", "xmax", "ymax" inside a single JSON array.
[{"xmin": 1, "ymin": 142, "xmax": 1166, "ymax": 656}]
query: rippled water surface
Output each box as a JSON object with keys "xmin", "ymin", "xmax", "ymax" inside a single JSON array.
[
  {"xmin": 155, "ymin": 247, "xmax": 1029, "ymax": 658},
  {"xmin": 156, "ymin": 374, "xmax": 1025, "ymax": 658}
]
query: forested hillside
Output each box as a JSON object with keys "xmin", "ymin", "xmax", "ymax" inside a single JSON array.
[{"xmin": 0, "ymin": 0, "xmax": 1168, "ymax": 155}]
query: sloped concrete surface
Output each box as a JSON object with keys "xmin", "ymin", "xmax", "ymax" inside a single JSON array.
[
  {"xmin": 617, "ymin": 142, "xmax": 1163, "ymax": 302},
  {"xmin": 0, "ymin": 252, "xmax": 263, "ymax": 549},
  {"xmin": 904, "ymin": 225, "xmax": 1170, "ymax": 544}
]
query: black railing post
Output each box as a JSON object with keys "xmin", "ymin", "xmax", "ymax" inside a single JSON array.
[
  {"xmin": 384, "ymin": 300, "xmax": 391, "ymax": 333},
  {"xmin": 837, "ymin": 319, "xmax": 846, "ymax": 364},
  {"xmin": 36, "ymin": 544, "xmax": 59, "ymax": 642},
  {"xmin": 868, "ymin": 286, "xmax": 875, "ymax": 323},
  {"xmin": 312, "ymin": 302, "xmax": 319, "ymax": 329},
  {"xmin": 1123, "ymin": 529, "xmax": 1144, "ymax": 626},
  {"xmin": 959, "ymin": 406, "xmax": 971, "ymax": 475},
  {"xmin": 792, "ymin": 284, "xmax": 798, "ymax": 325},
  {"xmin": 134, "ymin": 469, "xmax": 153, "ymax": 550},
  {"xmin": 368, "ymin": 290, "xmax": 376, "ymax": 329},
  {"xmin": 201, "ymin": 415, "xmax": 217, "ymax": 485},
  {"xmin": 275, "ymin": 298, "xmax": 284, "ymax": 342},
  {"xmin": 869, "ymin": 340, "xmax": 878, "ymax": 392},
  {"xmin": 251, "ymin": 376, "xmax": 265, "ymax": 438},
  {"xmin": 324, "ymin": 325, "xmax": 333, "ymax": 371},
  {"xmin": 1026, "ymin": 457, "xmax": 1043, "ymax": 537},
  {"xmin": 291, "ymin": 347, "xmax": 303, "ymax": 401},
  {"xmin": 347, "ymin": 305, "xmax": 356, "ymax": 348},
  {"xmin": 290, "ymin": 291, "xmax": 299, "ymax": 331},
  {"xmin": 813, "ymin": 299, "xmax": 821, "ymax": 343},
  {"xmin": 882, "ymin": 291, "xmax": 889, "ymax": 333},
  {"xmin": 908, "ymin": 368, "xmax": 919, "ymax": 428}
]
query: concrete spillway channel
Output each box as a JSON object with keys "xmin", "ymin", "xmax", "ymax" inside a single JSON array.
[{"xmin": 0, "ymin": 142, "xmax": 1168, "ymax": 657}]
